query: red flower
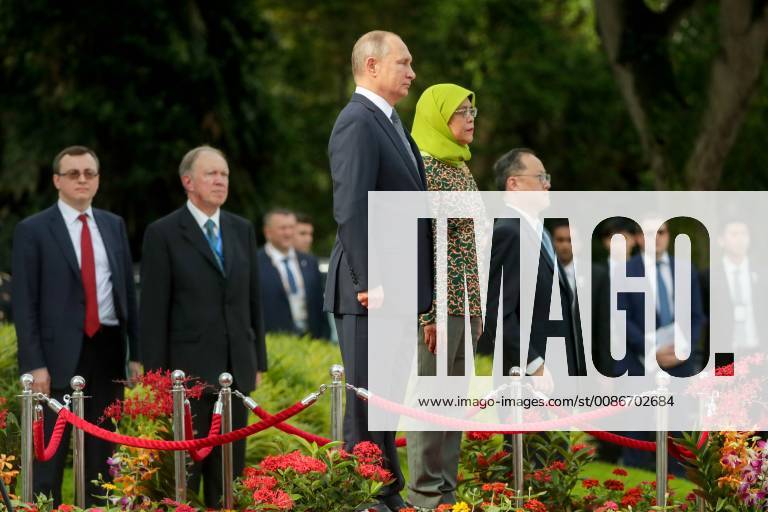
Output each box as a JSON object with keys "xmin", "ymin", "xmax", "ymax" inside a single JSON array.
[
  {"xmin": 260, "ymin": 451, "xmax": 326, "ymax": 474},
  {"xmin": 612, "ymin": 468, "xmax": 628, "ymax": 476},
  {"xmin": 356, "ymin": 463, "xmax": 392, "ymax": 482},
  {"xmin": 252, "ymin": 488, "xmax": 293, "ymax": 510},
  {"xmin": 482, "ymin": 482, "xmax": 507, "ymax": 493},
  {"xmin": 548, "ymin": 460, "xmax": 567, "ymax": 471},
  {"xmin": 582, "ymin": 479, "xmax": 599, "ymax": 489},
  {"xmin": 467, "ymin": 431, "xmax": 494, "ymax": 441},
  {"xmin": 524, "ymin": 498, "xmax": 547, "ymax": 512},
  {"xmin": 621, "ymin": 493, "xmax": 641, "ymax": 507},
  {"xmin": 487, "ymin": 450, "xmax": 509, "ymax": 464},
  {"xmin": 603, "ymin": 479, "xmax": 624, "ymax": 491},
  {"xmin": 353, "ymin": 441, "xmax": 383, "ymax": 465},
  {"xmin": 570, "ymin": 443, "xmax": 587, "ymax": 452},
  {"xmin": 532, "ymin": 470, "xmax": 552, "ymax": 483}
]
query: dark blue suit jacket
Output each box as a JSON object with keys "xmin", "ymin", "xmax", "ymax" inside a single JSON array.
[
  {"xmin": 12, "ymin": 204, "xmax": 138, "ymax": 388},
  {"xmin": 616, "ymin": 254, "xmax": 704, "ymax": 376},
  {"xmin": 257, "ymin": 248, "xmax": 330, "ymax": 339},
  {"xmin": 324, "ymin": 93, "xmax": 433, "ymax": 316}
]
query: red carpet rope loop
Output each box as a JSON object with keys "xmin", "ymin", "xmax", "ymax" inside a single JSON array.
[
  {"xmin": 183, "ymin": 402, "xmax": 222, "ymax": 462},
  {"xmin": 32, "ymin": 414, "xmax": 69, "ymax": 461}
]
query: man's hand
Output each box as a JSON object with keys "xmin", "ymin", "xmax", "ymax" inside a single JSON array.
[
  {"xmin": 30, "ymin": 367, "xmax": 51, "ymax": 395},
  {"xmin": 127, "ymin": 361, "xmax": 143, "ymax": 387},
  {"xmin": 656, "ymin": 345, "xmax": 684, "ymax": 369},
  {"xmin": 357, "ymin": 286, "xmax": 384, "ymax": 309},
  {"xmin": 530, "ymin": 364, "xmax": 554, "ymax": 395},
  {"xmin": 423, "ymin": 323, "xmax": 437, "ymax": 354},
  {"xmin": 255, "ymin": 371, "xmax": 263, "ymax": 389}
]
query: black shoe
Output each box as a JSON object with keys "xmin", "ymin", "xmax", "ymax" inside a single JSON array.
[{"xmin": 381, "ymin": 494, "xmax": 408, "ymax": 511}]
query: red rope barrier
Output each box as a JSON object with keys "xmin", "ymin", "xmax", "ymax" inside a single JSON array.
[
  {"xmin": 251, "ymin": 405, "xmax": 332, "ymax": 445},
  {"xmin": 188, "ymin": 414, "xmax": 221, "ymax": 463},
  {"xmin": 32, "ymin": 415, "xmax": 68, "ymax": 462},
  {"xmin": 55, "ymin": 400, "xmax": 309, "ymax": 451}
]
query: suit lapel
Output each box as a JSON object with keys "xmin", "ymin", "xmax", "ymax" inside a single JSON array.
[
  {"xmin": 47, "ymin": 205, "xmax": 80, "ymax": 279},
  {"xmin": 352, "ymin": 94, "xmax": 424, "ymax": 191},
  {"xmin": 220, "ymin": 212, "xmax": 235, "ymax": 278},
  {"xmin": 179, "ymin": 207, "xmax": 224, "ymax": 276},
  {"xmin": 93, "ymin": 210, "xmax": 119, "ymax": 280}
]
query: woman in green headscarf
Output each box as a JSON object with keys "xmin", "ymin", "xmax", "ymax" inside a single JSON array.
[{"xmin": 406, "ymin": 83, "xmax": 482, "ymax": 510}]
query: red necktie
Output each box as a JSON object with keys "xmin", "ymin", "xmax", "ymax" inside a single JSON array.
[{"xmin": 79, "ymin": 214, "xmax": 100, "ymax": 337}]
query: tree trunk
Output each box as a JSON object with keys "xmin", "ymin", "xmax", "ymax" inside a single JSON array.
[
  {"xmin": 594, "ymin": 0, "xmax": 672, "ymax": 188},
  {"xmin": 685, "ymin": 0, "xmax": 768, "ymax": 189}
]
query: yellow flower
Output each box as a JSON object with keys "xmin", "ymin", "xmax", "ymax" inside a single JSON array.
[
  {"xmin": 101, "ymin": 482, "xmax": 117, "ymax": 491},
  {"xmin": 452, "ymin": 503, "xmax": 471, "ymax": 512}
]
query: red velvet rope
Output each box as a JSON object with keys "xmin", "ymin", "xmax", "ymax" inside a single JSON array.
[
  {"xmin": 188, "ymin": 413, "xmax": 222, "ymax": 462},
  {"xmin": 55, "ymin": 400, "xmax": 309, "ymax": 450},
  {"xmin": 32, "ymin": 415, "xmax": 69, "ymax": 461},
  {"xmin": 360, "ymin": 392, "xmax": 709, "ymax": 456}
]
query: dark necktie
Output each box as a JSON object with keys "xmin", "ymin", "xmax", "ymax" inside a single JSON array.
[
  {"xmin": 541, "ymin": 228, "xmax": 556, "ymax": 266},
  {"xmin": 390, "ymin": 109, "xmax": 418, "ymax": 170},
  {"xmin": 656, "ymin": 261, "xmax": 673, "ymax": 327},
  {"xmin": 282, "ymin": 257, "xmax": 298, "ymax": 294},
  {"xmin": 204, "ymin": 219, "xmax": 224, "ymax": 272},
  {"xmin": 78, "ymin": 214, "xmax": 100, "ymax": 337}
]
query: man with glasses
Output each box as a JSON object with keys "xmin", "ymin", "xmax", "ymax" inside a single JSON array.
[
  {"xmin": 12, "ymin": 145, "xmax": 140, "ymax": 506},
  {"xmin": 482, "ymin": 148, "xmax": 585, "ymax": 383}
]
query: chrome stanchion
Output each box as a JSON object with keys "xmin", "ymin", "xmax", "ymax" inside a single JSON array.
[
  {"xmin": 19, "ymin": 373, "xmax": 34, "ymax": 503},
  {"xmin": 218, "ymin": 373, "xmax": 233, "ymax": 510},
  {"xmin": 509, "ymin": 367, "xmax": 524, "ymax": 505},
  {"xmin": 171, "ymin": 370, "xmax": 187, "ymax": 503},
  {"xmin": 655, "ymin": 372, "xmax": 670, "ymax": 507},
  {"xmin": 71, "ymin": 376, "xmax": 86, "ymax": 509},
  {"xmin": 329, "ymin": 364, "xmax": 344, "ymax": 441}
]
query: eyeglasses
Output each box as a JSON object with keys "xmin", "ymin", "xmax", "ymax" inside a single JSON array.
[
  {"xmin": 517, "ymin": 173, "xmax": 551, "ymax": 184},
  {"xmin": 453, "ymin": 107, "xmax": 478, "ymax": 119},
  {"xmin": 57, "ymin": 169, "xmax": 99, "ymax": 180}
]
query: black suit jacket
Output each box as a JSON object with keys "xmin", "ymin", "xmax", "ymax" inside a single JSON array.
[
  {"xmin": 480, "ymin": 215, "xmax": 586, "ymax": 376},
  {"xmin": 257, "ymin": 248, "xmax": 330, "ymax": 339},
  {"xmin": 617, "ymin": 254, "xmax": 704, "ymax": 376},
  {"xmin": 12, "ymin": 204, "xmax": 138, "ymax": 388},
  {"xmin": 324, "ymin": 93, "xmax": 433, "ymax": 316},
  {"xmin": 139, "ymin": 206, "xmax": 267, "ymax": 393}
]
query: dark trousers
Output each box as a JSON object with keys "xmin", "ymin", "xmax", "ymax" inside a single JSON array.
[
  {"xmin": 335, "ymin": 314, "xmax": 404, "ymax": 498},
  {"xmin": 34, "ymin": 326, "xmax": 124, "ymax": 507},
  {"xmin": 187, "ymin": 382, "xmax": 248, "ymax": 509}
]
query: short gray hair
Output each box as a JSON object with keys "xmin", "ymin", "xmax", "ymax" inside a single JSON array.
[
  {"xmin": 178, "ymin": 145, "xmax": 227, "ymax": 177},
  {"xmin": 351, "ymin": 30, "xmax": 398, "ymax": 77},
  {"xmin": 493, "ymin": 148, "xmax": 536, "ymax": 191}
]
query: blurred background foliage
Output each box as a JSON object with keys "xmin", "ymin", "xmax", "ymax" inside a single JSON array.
[{"xmin": 1, "ymin": 0, "xmax": 766, "ymax": 267}]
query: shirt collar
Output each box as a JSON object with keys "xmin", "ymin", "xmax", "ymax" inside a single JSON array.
[
  {"xmin": 186, "ymin": 199, "xmax": 220, "ymax": 230},
  {"xmin": 503, "ymin": 203, "xmax": 542, "ymax": 232},
  {"xmin": 355, "ymin": 86, "xmax": 394, "ymax": 120},
  {"xmin": 58, "ymin": 199, "xmax": 93, "ymax": 225},
  {"xmin": 723, "ymin": 255, "xmax": 749, "ymax": 274},
  {"xmin": 657, "ymin": 251, "xmax": 670, "ymax": 265},
  {"xmin": 265, "ymin": 242, "xmax": 295, "ymax": 261}
]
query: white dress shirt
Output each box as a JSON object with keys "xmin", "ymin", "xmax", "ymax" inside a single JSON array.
[
  {"xmin": 651, "ymin": 252, "xmax": 674, "ymax": 317},
  {"xmin": 57, "ymin": 200, "xmax": 118, "ymax": 325},
  {"xmin": 265, "ymin": 242, "xmax": 308, "ymax": 331},
  {"xmin": 355, "ymin": 86, "xmax": 394, "ymax": 121},
  {"xmin": 186, "ymin": 199, "xmax": 221, "ymax": 238}
]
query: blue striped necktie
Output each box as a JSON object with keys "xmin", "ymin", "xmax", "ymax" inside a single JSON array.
[{"xmin": 204, "ymin": 219, "xmax": 224, "ymax": 272}]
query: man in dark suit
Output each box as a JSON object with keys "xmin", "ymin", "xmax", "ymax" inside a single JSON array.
[
  {"xmin": 257, "ymin": 208, "xmax": 329, "ymax": 339},
  {"xmin": 12, "ymin": 145, "xmax": 139, "ymax": 506},
  {"xmin": 618, "ymin": 220, "xmax": 704, "ymax": 471},
  {"xmin": 701, "ymin": 221, "xmax": 765, "ymax": 356},
  {"xmin": 139, "ymin": 145, "xmax": 267, "ymax": 507},
  {"xmin": 325, "ymin": 30, "xmax": 432, "ymax": 512},
  {"xmin": 481, "ymin": 148, "xmax": 586, "ymax": 383}
]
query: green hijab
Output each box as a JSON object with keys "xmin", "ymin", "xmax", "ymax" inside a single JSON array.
[{"xmin": 411, "ymin": 83, "xmax": 475, "ymax": 167}]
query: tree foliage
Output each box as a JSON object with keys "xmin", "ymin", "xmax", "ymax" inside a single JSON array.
[{"xmin": 1, "ymin": 0, "xmax": 766, "ymax": 268}]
